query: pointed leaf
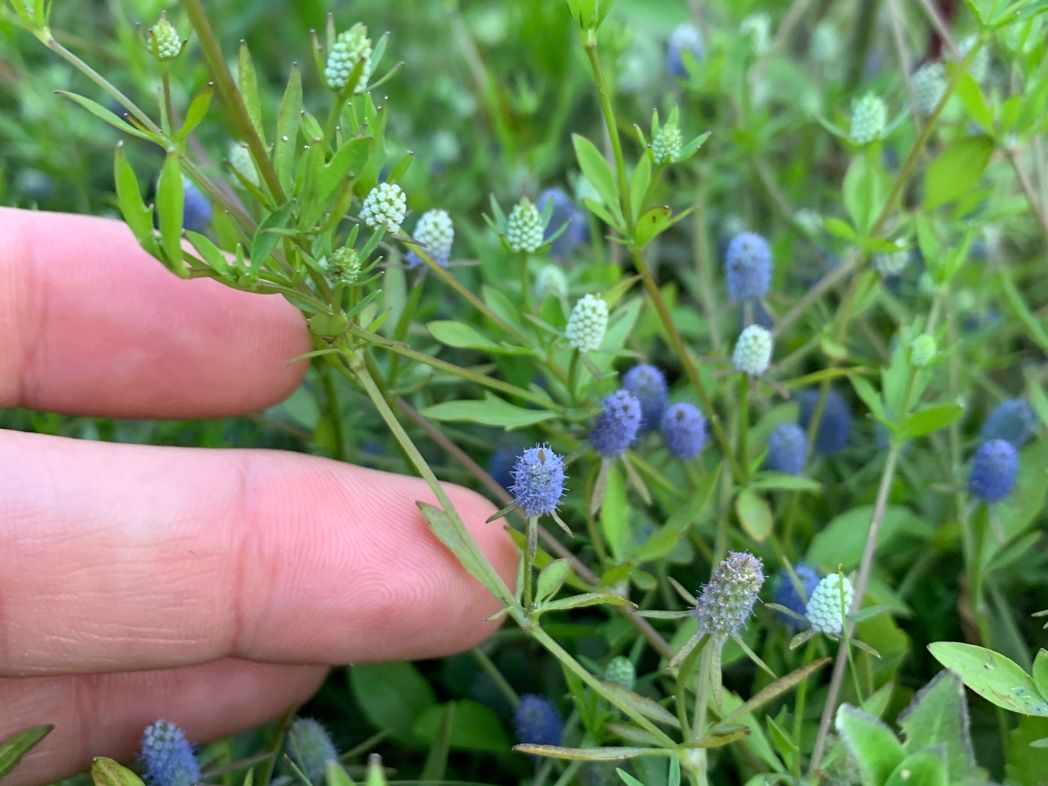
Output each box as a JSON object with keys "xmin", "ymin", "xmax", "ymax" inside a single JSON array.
[
  {"xmin": 156, "ymin": 153, "xmax": 186, "ymax": 277},
  {"xmin": 513, "ymin": 744, "xmax": 663, "ymax": 761},
  {"xmin": 274, "ymin": 64, "xmax": 302, "ymax": 193},
  {"xmin": 535, "ymin": 559, "xmax": 571, "ymax": 604},
  {"xmin": 835, "ymin": 704, "xmax": 906, "ymax": 786},
  {"xmin": 178, "ymin": 83, "xmax": 214, "ymax": 140},
  {"xmin": 113, "ymin": 143, "xmax": 158, "ymax": 256},
  {"xmin": 635, "ymin": 205, "xmax": 673, "ymax": 246},
  {"xmin": 90, "ymin": 758, "xmax": 146, "ymax": 786},
  {"xmin": 600, "ymin": 464, "xmax": 630, "ymax": 560},
  {"xmin": 55, "ymin": 91, "xmax": 157, "ymax": 142},
  {"xmin": 929, "ymin": 642, "xmax": 1048, "ymax": 716},
  {"xmin": 1033, "ymin": 649, "xmax": 1048, "ymax": 703},
  {"xmin": 0, "ymin": 725, "xmax": 53, "ymax": 779},
  {"xmin": 572, "ymin": 134, "xmax": 621, "ymax": 226},
  {"xmin": 897, "ymin": 670, "xmax": 975, "ymax": 780},
  {"xmin": 883, "ymin": 751, "xmax": 948, "ymax": 786},
  {"xmin": 238, "ymin": 42, "xmax": 266, "ymax": 145},
  {"xmin": 720, "ymin": 659, "xmax": 831, "ymax": 726},
  {"xmin": 924, "ymin": 136, "xmax": 994, "ymax": 211},
  {"xmin": 735, "ymin": 489, "xmax": 772, "ymax": 541},
  {"xmin": 420, "ymin": 394, "xmax": 555, "ymax": 429}
]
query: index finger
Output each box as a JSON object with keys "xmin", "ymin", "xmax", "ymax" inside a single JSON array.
[{"xmin": 0, "ymin": 208, "xmax": 310, "ymax": 418}]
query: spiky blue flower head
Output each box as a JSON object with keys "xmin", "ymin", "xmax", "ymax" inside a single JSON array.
[
  {"xmin": 766, "ymin": 423, "xmax": 807, "ymax": 475},
  {"xmin": 725, "ymin": 231, "xmax": 772, "ymax": 301},
  {"xmin": 667, "ymin": 22, "xmax": 704, "ymax": 78},
  {"xmin": 139, "ymin": 720, "xmax": 201, "ymax": 786},
  {"xmin": 661, "ymin": 402, "xmax": 707, "ymax": 460},
  {"xmin": 183, "ymin": 181, "xmax": 212, "ymax": 233},
  {"xmin": 622, "ymin": 364, "xmax": 668, "ymax": 432},
  {"xmin": 590, "ymin": 390, "xmax": 642, "ymax": 458},
  {"xmin": 538, "ymin": 187, "xmax": 587, "ymax": 257},
  {"xmin": 692, "ymin": 551, "xmax": 765, "ymax": 638},
  {"xmin": 981, "ymin": 399, "xmax": 1037, "ymax": 448},
  {"xmin": 405, "ymin": 208, "xmax": 454, "ymax": 269},
  {"xmin": 510, "ymin": 444, "xmax": 566, "ymax": 518},
  {"xmin": 798, "ymin": 388, "xmax": 853, "ymax": 455},
  {"xmin": 969, "ymin": 438, "xmax": 1019, "ymax": 503},
  {"xmin": 772, "ymin": 563, "xmax": 820, "ymax": 629},
  {"xmin": 289, "ymin": 718, "xmax": 338, "ymax": 784},
  {"xmin": 514, "ymin": 695, "xmax": 563, "ymax": 747}
]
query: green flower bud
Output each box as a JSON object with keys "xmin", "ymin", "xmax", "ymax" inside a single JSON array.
[
  {"xmin": 850, "ymin": 93, "xmax": 887, "ymax": 145},
  {"xmin": 506, "ymin": 198, "xmax": 544, "ymax": 253},
  {"xmin": 603, "ymin": 656, "xmax": 636, "ymax": 690},
  {"xmin": 652, "ymin": 123, "xmax": 683, "ymax": 165},
  {"xmin": 149, "ymin": 15, "xmax": 182, "ymax": 61},
  {"xmin": 910, "ymin": 334, "xmax": 937, "ymax": 368}
]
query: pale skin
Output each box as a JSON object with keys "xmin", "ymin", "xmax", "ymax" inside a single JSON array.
[{"xmin": 0, "ymin": 208, "xmax": 517, "ymax": 785}]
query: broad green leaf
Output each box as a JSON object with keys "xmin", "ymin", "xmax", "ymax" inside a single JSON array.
[
  {"xmin": 318, "ymin": 137, "xmax": 371, "ymax": 204},
  {"xmin": 274, "ymin": 64, "xmax": 302, "ymax": 194},
  {"xmin": 418, "ymin": 503, "xmax": 514, "ymax": 607},
  {"xmin": 843, "ymin": 152, "xmax": 886, "ymax": 233},
  {"xmin": 835, "ymin": 704, "xmax": 906, "ymax": 786},
  {"xmin": 113, "ymin": 143, "xmax": 159, "ymax": 257},
  {"xmin": 250, "ymin": 201, "xmax": 295, "ymax": 271},
  {"xmin": 572, "ymin": 134, "xmax": 621, "ymax": 226},
  {"xmin": 635, "ymin": 205, "xmax": 673, "ymax": 246},
  {"xmin": 630, "ymin": 154, "xmax": 651, "ymax": 222},
  {"xmin": 928, "ymin": 642, "xmax": 1048, "ymax": 716},
  {"xmin": 179, "ymin": 83, "xmax": 213, "ymax": 140},
  {"xmin": 156, "ymin": 153, "xmax": 186, "ymax": 278},
  {"xmin": 808, "ymin": 506, "xmax": 930, "ymax": 569},
  {"xmin": 824, "ymin": 217, "xmax": 858, "ymax": 241},
  {"xmin": 600, "ymin": 464, "xmax": 630, "ymax": 560},
  {"xmin": 513, "ymin": 744, "xmax": 664, "ymax": 761},
  {"xmin": 923, "ymin": 136, "xmax": 994, "ymax": 211},
  {"xmin": 0, "ymin": 725, "xmax": 53, "ymax": 779},
  {"xmin": 427, "ymin": 320, "xmax": 531, "ymax": 355},
  {"xmin": 1033, "ymin": 650, "xmax": 1048, "ymax": 703},
  {"xmin": 883, "ymin": 751, "xmax": 948, "ymax": 786},
  {"xmin": 238, "ymin": 41, "xmax": 266, "ymax": 145},
  {"xmin": 535, "ymin": 558, "xmax": 571, "ymax": 603},
  {"xmin": 955, "ymin": 72, "xmax": 994, "ymax": 129},
  {"xmin": 902, "ymin": 402, "xmax": 964, "ymax": 439},
  {"xmin": 897, "ymin": 671, "xmax": 975, "ymax": 780},
  {"xmin": 55, "ymin": 91, "xmax": 157, "ymax": 142},
  {"xmin": 90, "ymin": 758, "xmax": 145, "ymax": 786},
  {"xmin": 735, "ymin": 489, "xmax": 772, "ymax": 541},
  {"xmin": 420, "ymin": 393, "xmax": 554, "ymax": 429},
  {"xmin": 351, "ymin": 661, "xmax": 437, "ymax": 745},
  {"xmin": 1006, "ymin": 716, "xmax": 1048, "ymax": 786},
  {"xmin": 414, "ymin": 700, "xmax": 511, "ymax": 753}
]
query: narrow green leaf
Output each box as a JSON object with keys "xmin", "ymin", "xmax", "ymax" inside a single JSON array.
[
  {"xmin": 0, "ymin": 725, "xmax": 53, "ymax": 779},
  {"xmin": 536, "ymin": 592, "xmax": 635, "ymax": 614},
  {"xmin": 635, "ymin": 205, "xmax": 673, "ymax": 246},
  {"xmin": 535, "ymin": 558, "xmax": 571, "ymax": 603},
  {"xmin": 513, "ymin": 744, "xmax": 664, "ymax": 761},
  {"xmin": 90, "ymin": 758, "xmax": 146, "ymax": 786},
  {"xmin": 184, "ymin": 231, "xmax": 230, "ymax": 275},
  {"xmin": 746, "ymin": 473, "xmax": 822, "ymax": 493},
  {"xmin": 572, "ymin": 133, "xmax": 621, "ymax": 226},
  {"xmin": 420, "ymin": 394, "xmax": 554, "ymax": 429},
  {"xmin": 318, "ymin": 137, "xmax": 372, "ymax": 204},
  {"xmin": 924, "ymin": 136, "xmax": 994, "ymax": 210},
  {"xmin": 999, "ymin": 266, "xmax": 1048, "ymax": 351},
  {"xmin": 55, "ymin": 91, "xmax": 158, "ymax": 142},
  {"xmin": 250, "ymin": 201, "xmax": 295, "ymax": 272},
  {"xmin": 835, "ymin": 704, "xmax": 906, "ymax": 786},
  {"xmin": 630, "ymin": 154, "xmax": 651, "ymax": 223},
  {"xmin": 902, "ymin": 402, "xmax": 964, "ymax": 439},
  {"xmin": 1033, "ymin": 650, "xmax": 1048, "ymax": 703},
  {"xmin": 600, "ymin": 464, "xmax": 629, "ymax": 560},
  {"xmin": 156, "ymin": 153, "xmax": 187, "ymax": 278},
  {"xmin": 113, "ymin": 143, "xmax": 159, "ymax": 256},
  {"xmin": 178, "ymin": 82, "xmax": 214, "ymax": 140},
  {"xmin": 237, "ymin": 42, "xmax": 266, "ymax": 146},
  {"xmin": 929, "ymin": 642, "xmax": 1048, "ymax": 716},
  {"xmin": 683, "ymin": 727, "xmax": 751, "ymax": 748},
  {"xmin": 274, "ymin": 64, "xmax": 302, "ymax": 194},
  {"xmin": 427, "ymin": 320, "xmax": 531, "ymax": 355}
]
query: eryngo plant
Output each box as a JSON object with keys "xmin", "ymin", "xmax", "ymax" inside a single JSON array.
[{"xmin": 7, "ymin": 0, "xmax": 1048, "ymax": 784}]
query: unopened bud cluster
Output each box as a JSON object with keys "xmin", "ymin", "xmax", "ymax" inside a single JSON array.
[
  {"xmin": 325, "ymin": 24, "xmax": 373, "ymax": 93},
  {"xmin": 507, "ymin": 198, "xmax": 544, "ymax": 253}
]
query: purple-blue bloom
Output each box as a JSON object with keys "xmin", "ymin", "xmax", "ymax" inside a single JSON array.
[
  {"xmin": 183, "ymin": 182, "xmax": 212, "ymax": 233},
  {"xmin": 667, "ymin": 22, "xmax": 704, "ymax": 79},
  {"xmin": 510, "ymin": 444, "xmax": 566, "ymax": 517},
  {"xmin": 622, "ymin": 364, "xmax": 668, "ymax": 432},
  {"xmin": 661, "ymin": 402, "xmax": 706, "ymax": 460},
  {"xmin": 692, "ymin": 551, "xmax": 765, "ymax": 638},
  {"xmin": 766, "ymin": 423, "xmax": 806, "ymax": 475},
  {"xmin": 969, "ymin": 438, "xmax": 1019, "ymax": 503},
  {"xmin": 514, "ymin": 695, "xmax": 563, "ymax": 746},
  {"xmin": 798, "ymin": 388, "xmax": 852, "ymax": 455},
  {"xmin": 538, "ymin": 187, "xmax": 587, "ymax": 257},
  {"xmin": 140, "ymin": 720, "xmax": 201, "ymax": 786},
  {"xmin": 590, "ymin": 390, "xmax": 642, "ymax": 457},
  {"xmin": 289, "ymin": 718, "xmax": 338, "ymax": 784},
  {"xmin": 773, "ymin": 563, "xmax": 820, "ymax": 630},
  {"xmin": 981, "ymin": 399, "xmax": 1036, "ymax": 448},
  {"xmin": 725, "ymin": 231, "xmax": 772, "ymax": 301}
]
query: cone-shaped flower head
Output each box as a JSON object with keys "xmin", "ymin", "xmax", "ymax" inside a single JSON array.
[
  {"xmin": 910, "ymin": 334, "xmax": 937, "ymax": 368},
  {"xmin": 660, "ymin": 402, "xmax": 707, "ymax": 460},
  {"xmin": 850, "ymin": 93, "xmax": 887, "ymax": 145},
  {"xmin": 667, "ymin": 23, "xmax": 704, "ymax": 78},
  {"xmin": 725, "ymin": 231, "xmax": 772, "ymax": 301},
  {"xmin": 324, "ymin": 246, "xmax": 361, "ymax": 285},
  {"xmin": 149, "ymin": 15, "xmax": 182, "ymax": 61},
  {"xmin": 798, "ymin": 388, "xmax": 853, "ymax": 455},
  {"xmin": 510, "ymin": 444, "xmax": 566, "ymax": 518},
  {"xmin": 507, "ymin": 198, "xmax": 544, "ymax": 253},
  {"xmin": 360, "ymin": 183, "xmax": 406, "ymax": 234},
  {"xmin": 622, "ymin": 364, "xmax": 668, "ymax": 432},
  {"xmin": 407, "ymin": 208, "xmax": 454, "ymax": 268},
  {"xmin": 652, "ymin": 123, "xmax": 683, "ymax": 165},
  {"xmin": 766, "ymin": 423, "xmax": 807, "ymax": 475},
  {"xmin": 604, "ymin": 656, "xmax": 636, "ymax": 690},
  {"xmin": 567, "ymin": 294, "xmax": 608, "ymax": 352},
  {"xmin": 773, "ymin": 563, "xmax": 820, "ymax": 630},
  {"xmin": 514, "ymin": 695, "xmax": 563, "ymax": 746},
  {"xmin": 289, "ymin": 718, "xmax": 338, "ymax": 784},
  {"xmin": 969, "ymin": 438, "xmax": 1019, "ymax": 503},
  {"xmin": 806, "ymin": 573, "xmax": 854, "ymax": 635},
  {"xmin": 913, "ymin": 61, "xmax": 946, "ymax": 117},
  {"xmin": 981, "ymin": 399, "xmax": 1036, "ymax": 448},
  {"xmin": 692, "ymin": 551, "xmax": 765, "ymax": 638},
  {"xmin": 733, "ymin": 324, "xmax": 773, "ymax": 375},
  {"xmin": 140, "ymin": 721, "xmax": 201, "ymax": 786},
  {"xmin": 325, "ymin": 24, "xmax": 372, "ymax": 92},
  {"xmin": 591, "ymin": 389, "xmax": 642, "ymax": 457}
]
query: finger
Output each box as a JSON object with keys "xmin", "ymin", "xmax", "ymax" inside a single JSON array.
[
  {"xmin": 0, "ymin": 430, "xmax": 517, "ymax": 675},
  {"xmin": 0, "ymin": 208, "xmax": 310, "ymax": 418},
  {"xmin": 1, "ymin": 659, "xmax": 327, "ymax": 786}
]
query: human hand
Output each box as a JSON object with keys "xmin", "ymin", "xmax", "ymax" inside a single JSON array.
[{"xmin": 0, "ymin": 208, "xmax": 516, "ymax": 785}]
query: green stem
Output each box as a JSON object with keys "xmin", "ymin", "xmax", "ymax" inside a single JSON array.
[
  {"xmin": 523, "ymin": 516, "xmax": 536, "ymax": 610},
  {"xmin": 471, "ymin": 648, "xmax": 521, "ymax": 709},
  {"xmin": 319, "ymin": 360, "xmax": 346, "ymax": 461},
  {"xmin": 160, "ymin": 65, "xmax": 176, "ymax": 135},
  {"xmin": 737, "ymin": 374, "xmax": 751, "ymax": 483},
  {"xmin": 791, "ymin": 637, "xmax": 819, "ymax": 778},
  {"xmin": 520, "ymin": 251, "xmax": 533, "ymax": 312}
]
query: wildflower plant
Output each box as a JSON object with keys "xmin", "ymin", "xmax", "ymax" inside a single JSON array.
[{"xmin": 4, "ymin": 0, "xmax": 1048, "ymax": 784}]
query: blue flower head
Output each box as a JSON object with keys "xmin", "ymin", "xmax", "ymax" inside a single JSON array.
[
  {"xmin": 798, "ymin": 388, "xmax": 853, "ymax": 455},
  {"xmin": 514, "ymin": 695, "xmax": 563, "ymax": 747},
  {"xmin": 692, "ymin": 551, "xmax": 765, "ymax": 638},
  {"xmin": 725, "ymin": 231, "xmax": 772, "ymax": 301},
  {"xmin": 667, "ymin": 22, "xmax": 704, "ymax": 78},
  {"xmin": 661, "ymin": 402, "xmax": 707, "ymax": 460},
  {"xmin": 182, "ymin": 181, "xmax": 212, "ymax": 233},
  {"xmin": 766, "ymin": 423, "xmax": 807, "ymax": 475},
  {"xmin": 289, "ymin": 718, "xmax": 338, "ymax": 784},
  {"xmin": 590, "ymin": 389, "xmax": 642, "ymax": 458},
  {"xmin": 140, "ymin": 720, "xmax": 201, "ymax": 786},
  {"xmin": 969, "ymin": 438, "xmax": 1019, "ymax": 503},
  {"xmin": 510, "ymin": 444, "xmax": 566, "ymax": 518},
  {"xmin": 981, "ymin": 399, "xmax": 1037, "ymax": 448},
  {"xmin": 772, "ymin": 563, "xmax": 820, "ymax": 629},
  {"xmin": 538, "ymin": 187, "xmax": 587, "ymax": 257},
  {"xmin": 622, "ymin": 364, "xmax": 668, "ymax": 432}
]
